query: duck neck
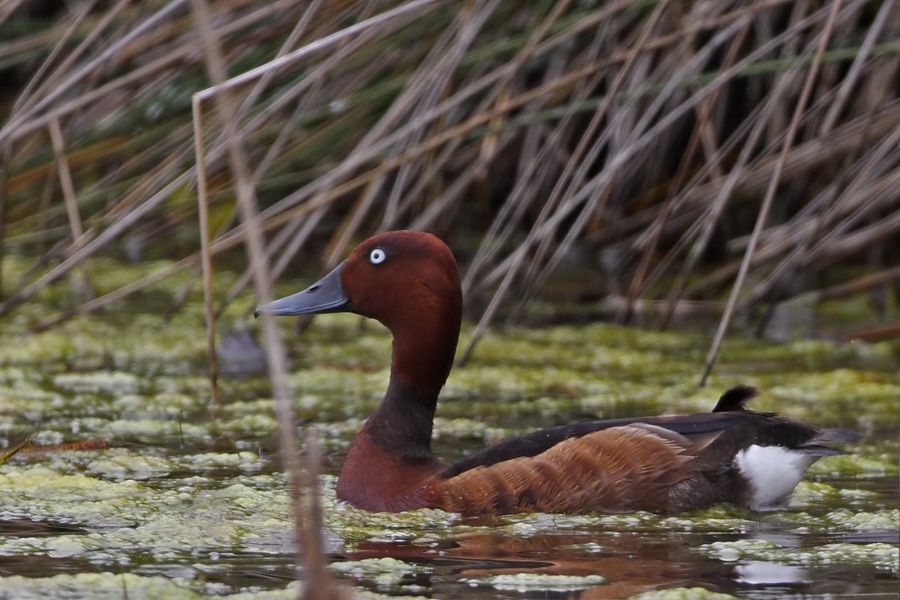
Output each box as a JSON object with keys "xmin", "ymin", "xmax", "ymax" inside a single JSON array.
[{"xmin": 364, "ymin": 314, "xmax": 460, "ymax": 463}]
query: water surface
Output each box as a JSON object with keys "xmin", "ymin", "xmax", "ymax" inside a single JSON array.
[{"xmin": 0, "ymin": 264, "xmax": 897, "ymax": 598}]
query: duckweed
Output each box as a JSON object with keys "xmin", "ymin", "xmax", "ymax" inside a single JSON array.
[
  {"xmin": 465, "ymin": 573, "xmax": 605, "ymax": 592},
  {"xmin": 807, "ymin": 452, "xmax": 899, "ymax": 476},
  {"xmin": 87, "ymin": 452, "xmax": 174, "ymax": 480},
  {"xmin": 332, "ymin": 557, "xmax": 427, "ymax": 591},
  {"xmin": 0, "ymin": 263, "xmax": 896, "ymax": 597},
  {"xmin": 0, "ymin": 573, "xmax": 206, "ymax": 600},
  {"xmin": 703, "ymin": 540, "xmax": 899, "ymax": 573}
]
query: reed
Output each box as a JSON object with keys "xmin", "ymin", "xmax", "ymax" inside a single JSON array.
[{"xmin": 1, "ymin": 0, "xmax": 897, "ymax": 366}]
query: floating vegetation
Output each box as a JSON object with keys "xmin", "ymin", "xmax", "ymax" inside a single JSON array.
[
  {"xmin": 464, "ymin": 573, "xmax": 605, "ymax": 592},
  {"xmin": 331, "ymin": 558, "xmax": 427, "ymax": 592},
  {"xmin": 0, "ymin": 249, "xmax": 896, "ymax": 597},
  {"xmin": 703, "ymin": 540, "xmax": 899, "ymax": 574}
]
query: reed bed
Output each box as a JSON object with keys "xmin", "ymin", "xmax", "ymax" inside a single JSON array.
[{"xmin": 2, "ymin": 0, "xmax": 898, "ymax": 369}]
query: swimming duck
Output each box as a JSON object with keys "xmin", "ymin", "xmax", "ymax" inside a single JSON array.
[{"xmin": 255, "ymin": 230, "xmax": 856, "ymax": 515}]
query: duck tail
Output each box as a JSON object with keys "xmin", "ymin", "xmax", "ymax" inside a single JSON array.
[
  {"xmin": 797, "ymin": 427, "xmax": 861, "ymax": 456},
  {"xmin": 711, "ymin": 385, "xmax": 757, "ymax": 412}
]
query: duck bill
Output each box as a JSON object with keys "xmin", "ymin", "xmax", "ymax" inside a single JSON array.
[{"xmin": 254, "ymin": 262, "xmax": 352, "ymax": 317}]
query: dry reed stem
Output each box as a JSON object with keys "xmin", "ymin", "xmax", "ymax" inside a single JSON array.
[
  {"xmin": 656, "ymin": 64, "xmax": 798, "ymax": 329},
  {"xmin": 817, "ymin": 265, "xmax": 900, "ymax": 302},
  {"xmin": 11, "ymin": 0, "xmax": 102, "ymax": 117},
  {"xmin": 48, "ymin": 119, "xmax": 93, "ymax": 302},
  {"xmin": 700, "ymin": 0, "xmax": 845, "ymax": 386},
  {"xmin": 1, "ymin": 0, "xmax": 192, "ymax": 144},
  {"xmin": 820, "ymin": 0, "xmax": 895, "ymax": 135},
  {"xmin": 460, "ymin": 0, "xmax": 674, "ymax": 361},
  {"xmin": 191, "ymin": 0, "xmax": 338, "ymax": 596},
  {"xmin": 510, "ymin": 0, "xmax": 861, "ymax": 316},
  {"xmin": 626, "ymin": 19, "xmax": 750, "ymax": 326},
  {"xmin": 3, "ymin": 0, "xmax": 897, "ymax": 360},
  {"xmin": 743, "ymin": 123, "xmax": 900, "ymax": 308},
  {"xmin": 193, "ymin": 0, "xmax": 442, "ymax": 104},
  {"xmin": 192, "ymin": 96, "xmax": 222, "ymax": 420}
]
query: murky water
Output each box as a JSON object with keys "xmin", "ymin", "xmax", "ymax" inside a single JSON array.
[{"xmin": 0, "ymin": 261, "xmax": 897, "ymax": 598}]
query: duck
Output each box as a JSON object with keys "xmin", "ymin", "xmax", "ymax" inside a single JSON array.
[{"xmin": 255, "ymin": 230, "xmax": 857, "ymax": 515}]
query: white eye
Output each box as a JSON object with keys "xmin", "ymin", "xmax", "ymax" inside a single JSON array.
[{"xmin": 368, "ymin": 248, "xmax": 387, "ymax": 265}]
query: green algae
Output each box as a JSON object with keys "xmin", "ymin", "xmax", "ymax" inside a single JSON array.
[
  {"xmin": 702, "ymin": 539, "xmax": 899, "ymax": 574},
  {"xmin": 0, "ymin": 573, "xmax": 210, "ymax": 600},
  {"xmin": 332, "ymin": 557, "xmax": 428, "ymax": 592},
  {"xmin": 0, "ymin": 570, "xmax": 422, "ymax": 600},
  {"xmin": 87, "ymin": 452, "xmax": 175, "ymax": 480},
  {"xmin": 464, "ymin": 573, "xmax": 605, "ymax": 592},
  {"xmin": 807, "ymin": 452, "xmax": 899, "ymax": 477},
  {"xmin": 0, "ymin": 262, "xmax": 897, "ymax": 597},
  {"xmin": 823, "ymin": 508, "xmax": 899, "ymax": 531}
]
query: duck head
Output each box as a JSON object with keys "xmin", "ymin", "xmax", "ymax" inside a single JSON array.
[{"xmin": 255, "ymin": 230, "xmax": 462, "ymax": 396}]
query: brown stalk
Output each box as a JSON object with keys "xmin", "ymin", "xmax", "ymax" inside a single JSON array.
[
  {"xmin": 655, "ymin": 71, "xmax": 799, "ymax": 330},
  {"xmin": 0, "ymin": 169, "xmax": 191, "ymax": 318},
  {"xmin": 48, "ymin": 119, "xmax": 94, "ymax": 303},
  {"xmin": 742, "ymin": 122, "xmax": 899, "ymax": 308},
  {"xmin": 689, "ymin": 164, "xmax": 900, "ymax": 300},
  {"xmin": 699, "ymin": 0, "xmax": 845, "ymax": 386},
  {"xmin": 10, "ymin": 0, "xmax": 102, "ymax": 117},
  {"xmin": 191, "ymin": 1, "xmax": 338, "ymax": 597},
  {"xmin": 1, "ymin": 0, "xmax": 192, "ymax": 144},
  {"xmin": 34, "ymin": 256, "xmax": 197, "ymax": 331},
  {"xmin": 622, "ymin": 100, "xmax": 900, "ymax": 256},
  {"xmin": 819, "ymin": 0, "xmax": 895, "ymax": 135},
  {"xmin": 0, "ymin": 142, "xmax": 9, "ymax": 300},
  {"xmin": 623, "ymin": 17, "xmax": 750, "ymax": 325},
  {"xmin": 840, "ymin": 321, "xmax": 900, "ymax": 343},
  {"xmin": 186, "ymin": 0, "xmax": 323, "ymax": 414},
  {"xmin": 460, "ymin": 1, "xmax": 675, "ymax": 363},
  {"xmin": 226, "ymin": 0, "xmax": 828, "ymax": 247},
  {"xmin": 2, "ymin": 0, "xmax": 299, "ymax": 145},
  {"xmin": 0, "ymin": 0, "xmax": 27, "ymax": 24},
  {"xmin": 193, "ymin": 0, "xmax": 443, "ymax": 105},
  {"xmin": 523, "ymin": 0, "xmax": 804, "ymax": 312},
  {"xmin": 475, "ymin": 0, "xmax": 854, "ymax": 301},
  {"xmin": 486, "ymin": 4, "xmax": 620, "ymax": 300},
  {"xmin": 214, "ymin": 14, "xmax": 395, "ymax": 315},
  {"xmin": 819, "ymin": 265, "xmax": 900, "ymax": 302},
  {"xmin": 192, "ymin": 95, "xmax": 222, "ymax": 422}
]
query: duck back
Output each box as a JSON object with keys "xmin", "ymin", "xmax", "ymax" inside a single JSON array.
[{"xmin": 432, "ymin": 386, "xmax": 856, "ymax": 514}]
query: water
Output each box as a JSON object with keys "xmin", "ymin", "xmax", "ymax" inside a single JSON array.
[{"xmin": 0, "ymin": 285, "xmax": 897, "ymax": 598}]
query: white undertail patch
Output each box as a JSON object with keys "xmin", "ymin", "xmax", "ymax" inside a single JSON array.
[{"xmin": 734, "ymin": 445, "xmax": 816, "ymax": 511}]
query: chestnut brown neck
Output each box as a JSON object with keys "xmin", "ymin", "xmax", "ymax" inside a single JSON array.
[{"xmin": 364, "ymin": 291, "xmax": 461, "ymax": 462}]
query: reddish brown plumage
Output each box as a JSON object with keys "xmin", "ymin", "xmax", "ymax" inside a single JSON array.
[
  {"xmin": 337, "ymin": 429, "xmax": 440, "ymax": 512},
  {"xmin": 429, "ymin": 425, "xmax": 696, "ymax": 514},
  {"xmin": 340, "ymin": 231, "xmax": 461, "ymax": 394},
  {"xmin": 257, "ymin": 230, "xmax": 856, "ymax": 515}
]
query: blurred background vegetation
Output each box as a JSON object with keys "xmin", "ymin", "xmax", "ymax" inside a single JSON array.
[{"xmin": 1, "ymin": 0, "xmax": 898, "ymax": 347}]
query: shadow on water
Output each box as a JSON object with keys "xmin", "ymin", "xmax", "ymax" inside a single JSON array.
[{"xmin": 338, "ymin": 517, "xmax": 900, "ymax": 598}]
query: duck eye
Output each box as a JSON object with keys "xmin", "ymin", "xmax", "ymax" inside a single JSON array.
[{"xmin": 368, "ymin": 248, "xmax": 387, "ymax": 265}]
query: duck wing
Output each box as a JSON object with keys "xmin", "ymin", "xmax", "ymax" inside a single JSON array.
[
  {"xmin": 438, "ymin": 411, "xmax": 743, "ymax": 480},
  {"xmin": 431, "ymin": 423, "xmax": 698, "ymax": 514}
]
